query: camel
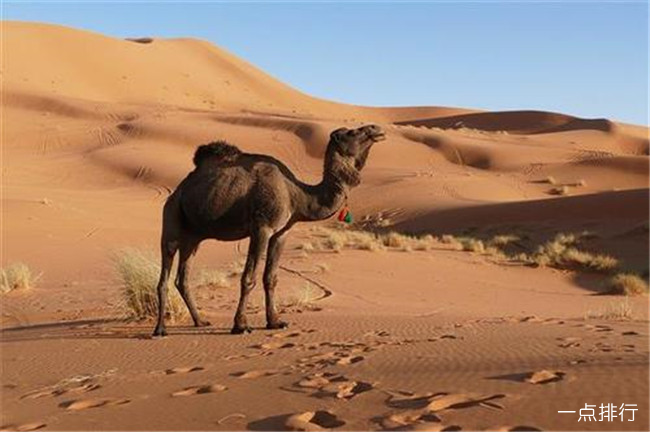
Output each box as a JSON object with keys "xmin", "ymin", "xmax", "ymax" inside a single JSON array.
[{"xmin": 152, "ymin": 125, "xmax": 386, "ymax": 336}]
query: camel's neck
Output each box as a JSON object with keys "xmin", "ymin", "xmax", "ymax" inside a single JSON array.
[
  {"xmin": 296, "ymin": 175, "xmax": 349, "ymax": 222},
  {"xmin": 293, "ymin": 141, "xmax": 359, "ymax": 222}
]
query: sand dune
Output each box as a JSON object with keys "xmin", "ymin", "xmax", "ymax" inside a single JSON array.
[{"xmin": 1, "ymin": 21, "xmax": 648, "ymax": 431}]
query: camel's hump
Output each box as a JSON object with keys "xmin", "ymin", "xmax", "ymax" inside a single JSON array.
[{"xmin": 193, "ymin": 141, "xmax": 243, "ymax": 166}]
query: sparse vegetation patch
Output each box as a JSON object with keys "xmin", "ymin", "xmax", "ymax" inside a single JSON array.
[
  {"xmin": 0, "ymin": 262, "xmax": 40, "ymax": 293},
  {"xmin": 113, "ymin": 248, "xmax": 186, "ymax": 321},
  {"xmin": 606, "ymin": 273, "xmax": 649, "ymax": 296}
]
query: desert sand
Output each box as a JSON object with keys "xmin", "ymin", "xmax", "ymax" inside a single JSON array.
[{"xmin": 1, "ymin": 22, "xmax": 649, "ymax": 431}]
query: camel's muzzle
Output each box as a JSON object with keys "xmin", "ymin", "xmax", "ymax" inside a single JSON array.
[{"xmin": 370, "ymin": 131, "xmax": 386, "ymax": 142}]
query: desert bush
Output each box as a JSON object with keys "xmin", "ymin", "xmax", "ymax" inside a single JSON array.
[
  {"xmin": 113, "ymin": 248, "xmax": 186, "ymax": 321},
  {"xmin": 0, "ymin": 263, "xmax": 40, "ymax": 293},
  {"xmin": 606, "ymin": 273, "xmax": 649, "ymax": 296}
]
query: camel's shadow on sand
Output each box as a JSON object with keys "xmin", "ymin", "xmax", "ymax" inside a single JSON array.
[{"xmin": 0, "ymin": 318, "xmax": 241, "ymax": 342}]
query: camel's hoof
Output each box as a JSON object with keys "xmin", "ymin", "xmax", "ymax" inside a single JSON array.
[
  {"xmin": 195, "ymin": 320, "xmax": 212, "ymax": 328},
  {"xmin": 266, "ymin": 320, "xmax": 289, "ymax": 330},
  {"xmin": 230, "ymin": 325, "xmax": 253, "ymax": 335},
  {"xmin": 152, "ymin": 327, "xmax": 168, "ymax": 338}
]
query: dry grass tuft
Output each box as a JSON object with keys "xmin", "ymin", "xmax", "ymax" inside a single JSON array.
[
  {"xmin": 314, "ymin": 228, "xmax": 439, "ymax": 253},
  {"xmin": 606, "ymin": 273, "xmax": 649, "ymax": 296},
  {"xmin": 531, "ymin": 233, "xmax": 618, "ymax": 272},
  {"xmin": 0, "ymin": 263, "xmax": 40, "ymax": 293},
  {"xmin": 112, "ymin": 248, "xmax": 186, "ymax": 321},
  {"xmin": 296, "ymin": 242, "xmax": 316, "ymax": 252},
  {"xmin": 195, "ymin": 269, "xmax": 230, "ymax": 289},
  {"xmin": 316, "ymin": 229, "xmax": 383, "ymax": 252},
  {"xmin": 440, "ymin": 234, "xmax": 463, "ymax": 250},
  {"xmin": 459, "ymin": 238, "xmax": 486, "ymax": 253},
  {"xmin": 381, "ymin": 232, "xmax": 412, "ymax": 249},
  {"xmin": 586, "ymin": 298, "xmax": 633, "ymax": 321},
  {"xmin": 279, "ymin": 282, "xmax": 321, "ymax": 311},
  {"xmin": 489, "ymin": 234, "xmax": 520, "ymax": 247},
  {"xmin": 227, "ymin": 258, "xmax": 246, "ymax": 277}
]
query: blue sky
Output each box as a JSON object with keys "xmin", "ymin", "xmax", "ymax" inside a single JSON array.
[{"xmin": 3, "ymin": 1, "xmax": 648, "ymax": 125}]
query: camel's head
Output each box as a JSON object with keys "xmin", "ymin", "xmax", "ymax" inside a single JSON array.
[{"xmin": 326, "ymin": 125, "xmax": 385, "ymax": 187}]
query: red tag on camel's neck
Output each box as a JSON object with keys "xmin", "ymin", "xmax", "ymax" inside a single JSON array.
[{"xmin": 338, "ymin": 207, "xmax": 347, "ymax": 222}]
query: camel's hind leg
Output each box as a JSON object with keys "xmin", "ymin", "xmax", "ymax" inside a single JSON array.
[
  {"xmin": 175, "ymin": 238, "xmax": 210, "ymax": 328},
  {"xmin": 153, "ymin": 238, "xmax": 178, "ymax": 337},
  {"xmin": 232, "ymin": 227, "xmax": 271, "ymax": 334}
]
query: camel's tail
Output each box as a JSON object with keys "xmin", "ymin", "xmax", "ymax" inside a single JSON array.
[{"xmin": 193, "ymin": 140, "xmax": 242, "ymax": 167}]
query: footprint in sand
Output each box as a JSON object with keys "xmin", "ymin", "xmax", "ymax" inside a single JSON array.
[
  {"xmin": 251, "ymin": 341, "xmax": 296, "ymax": 350},
  {"xmin": 59, "ymin": 397, "xmax": 130, "ymax": 410},
  {"xmin": 386, "ymin": 391, "xmax": 441, "ymax": 410},
  {"xmin": 21, "ymin": 382, "xmax": 101, "ymax": 400},
  {"xmin": 592, "ymin": 342, "xmax": 613, "ymax": 353},
  {"xmin": 269, "ymin": 329, "xmax": 317, "ymax": 339},
  {"xmin": 297, "ymin": 350, "xmax": 366, "ymax": 368},
  {"xmin": 556, "ymin": 337, "xmax": 581, "ymax": 348},
  {"xmin": 171, "ymin": 384, "xmax": 227, "ymax": 397},
  {"xmin": 296, "ymin": 372, "xmax": 339, "ymax": 389},
  {"xmin": 231, "ymin": 369, "xmax": 279, "ymax": 379},
  {"xmin": 377, "ymin": 410, "xmax": 441, "ymax": 430},
  {"xmin": 316, "ymin": 380, "xmax": 373, "ymax": 400},
  {"xmin": 622, "ymin": 331, "xmax": 640, "ymax": 336},
  {"xmin": 223, "ymin": 352, "xmax": 274, "ymax": 361},
  {"xmin": 526, "ymin": 370, "xmax": 565, "ymax": 385},
  {"xmin": 426, "ymin": 393, "xmax": 506, "ymax": 412},
  {"xmin": 295, "ymin": 372, "xmax": 373, "ymax": 400},
  {"xmin": 0, "ymin": 423, "xmax": 47, "ymax": 432},
  {"xmin": 336, "ymin": 355, "xmax": 364, "ymax": 365},
  {"xmin": 364, "ymin": 330, "xmax": 391, "ymax": 337},
  {"xmin": 284, "ymin": 410, "xmax": 345, "ymax": 431},
  {"xmin": 165, "ymin": 366, "xmax": 204, "ymax": 375}
]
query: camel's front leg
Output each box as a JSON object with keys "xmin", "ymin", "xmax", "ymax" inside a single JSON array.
[
  {"xmin": 175, "ymin": 238, "xmax": 210, "ymax": 328},
  {"xmin": 232, "ymin": 228, "xmax": 271, "ymax": 334},
  {"xmin": 263, "ymin": 231, "xmax": 289, "ymax": 329}
]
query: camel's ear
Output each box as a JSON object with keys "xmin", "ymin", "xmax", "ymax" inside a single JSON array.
[{"xmin": 330, "ymin": 128, "xmax": 348, "ymax": 144}]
